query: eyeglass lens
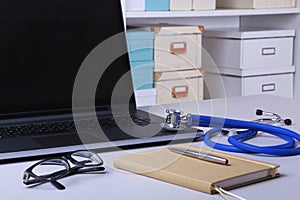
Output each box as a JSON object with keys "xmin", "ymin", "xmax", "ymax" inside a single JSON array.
[
  {"xmin": 32, "ymin": 158, "xmax": 69, "ymax": 178},
  {"xmin": 71, "ymin": 151, "xmax": 103, "ymax": 166}
]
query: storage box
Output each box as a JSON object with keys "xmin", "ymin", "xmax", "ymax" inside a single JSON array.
[
  {"xmin": 204, "ymin": 72, "xmax": 294, "ymax": 98},
  {"xmin": 203, "ymin": 27, "xmax": 295, "ymax": 70},
  {"xmin": 216, "ymin": 0, "xmax": 296, "ymax": 9},
  {"xmin": 126, "ymin": 0, "xmax": 145, "ymax": 11},
  {"xmin": 170, "ymin": 0, "xmax": 192, "ymax": 11},
  {"xmin": 193, "ymin": 0, "xmax": 216, "ymax": 10},
  {"xmin": 152, "ymin": 26, "xmax": 204, "ymax": 72},
  {"xmin": 135, "ymin": 88, "xmax": 157, "ymax": 107},
  {"xmin": 131, "ymin": 61, "xmax": 154, "ymax": 90},
  {"xmin": 154, "ymin": 69, "xmax": 203, "ymax": 104},
  {"xmin": 146, "ymin": 0, "xmax": 170, "ymax": 11},
  {"xmin": 126, "ymin": 30, "xmax": 154, "ymax": 62}
]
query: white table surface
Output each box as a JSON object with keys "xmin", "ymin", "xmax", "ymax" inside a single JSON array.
[{"xmin": 1, "ymin": 95, "xmax": 299, "ymax": 200}]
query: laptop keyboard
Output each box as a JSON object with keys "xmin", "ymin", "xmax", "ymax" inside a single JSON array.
[{"xmin": 0, "ymin": 115, "xmax": 151, "ymax": 139}]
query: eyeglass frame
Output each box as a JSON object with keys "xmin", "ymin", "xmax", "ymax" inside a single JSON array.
[{"xmin": 23, "ymin": 150, "xmax": 105, "ymax": 190}]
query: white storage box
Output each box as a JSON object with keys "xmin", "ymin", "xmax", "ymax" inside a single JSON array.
[
  {"xmin": 204, "ymin": 66, "xmax": 295, "ymax": 99},
  {"xmin": 170, "ymin": 0, "xmax": 192, "ymax": 11},
  {"xmin": 203, "ymin": 27, "xmax": 295, "ymax": 70},
  {"xmin": 152, "ymin": 26, "xmax": 204, "ymax": 72},
  {"xmin": 154, "ymin": 69, "xmax": 203, "ymax": 104},
  {"xmin": 219, "ymin": 73, "xmax": 293, "ymax": 98},
  {"xmin": 126, "ymin": 0, "xmax": 145, "ymax": 11},
  {"xmin": 135, "ymin": 88, "xmax": 157, "ymax": 107},
  {"xmin": 193, "ymin": 0, "xmax": 216, "ymax": 10},
  {"xmin": 216, "ymin": 0, "xmax": 296, "ymax": 9}
]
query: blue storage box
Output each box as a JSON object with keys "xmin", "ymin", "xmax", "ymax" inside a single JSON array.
[
  {"xmin": 131, "ymin": 60, "xmax": 154, "ymax": 90},
  {"xmin": 146, "ymin": 0, "xmax": 170, "ymax": 11},
  {"xmin": 126, "ymin": 30, "xmax": 154, "ymax": 62}
]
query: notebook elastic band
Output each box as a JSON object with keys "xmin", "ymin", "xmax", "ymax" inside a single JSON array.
[
  {"xmin": 213, "ymin": 186, "xmax": 247, "ymax": 200},
  {"xmin": 213, "ymin": 186, "xmax": 229, "ymax": 200}
]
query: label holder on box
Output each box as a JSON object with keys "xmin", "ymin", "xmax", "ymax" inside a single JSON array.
[
  {"xmin": 262, "ymin": 83, "xmax": 276, "ymax": 92},
  {"xmin": 170, "ymin": 42, "xmax": 187, "ymax": 54},
  {"xmin": 172, "ymin": 85, "xmax": 189, "ymax": 98},
  {"xmin": 262, "ymin": 47, "xmax": 276, "ymax": 56}
]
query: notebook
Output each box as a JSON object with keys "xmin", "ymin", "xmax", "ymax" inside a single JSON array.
[
  {"xmin": 0, "ymin": 0, "xmax": 200, "ymax": 162},
  {"xmin": 114, "ymin": 145, "xmax": 280, "ymax": 194}
]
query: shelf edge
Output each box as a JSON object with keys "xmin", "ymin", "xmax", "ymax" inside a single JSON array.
[{"xmin": 126, "ymin": 8, "xmax": 300, "ymax": 18}]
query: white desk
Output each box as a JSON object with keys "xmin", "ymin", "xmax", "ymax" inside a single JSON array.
[{"xmin": 1, "ymin": 95, "xmax": 299, "ymax": 200}]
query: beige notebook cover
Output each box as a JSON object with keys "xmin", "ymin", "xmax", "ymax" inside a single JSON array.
[{"xmin": 114, "ymin": 145, "xmax": 280, "ymax": 194}]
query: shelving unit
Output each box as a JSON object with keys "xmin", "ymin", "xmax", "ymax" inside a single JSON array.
[
  {"xmin": 126, "ymin": 8, "xmax": 300, "ymax": 18},
  {"xmin": 123, "ymin": 2, "xmax": 300, "ymax": 100}
]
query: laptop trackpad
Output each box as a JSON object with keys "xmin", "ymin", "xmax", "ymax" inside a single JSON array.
[
  {"xmin": 0, "ymin": 138, "xmax": 43, "ymax": 153},
  {"xmin": 33, "ymin": 134, "xmax": 83, "ymax": 148},
  {"xmin": 32, "ymin": 132, "xmax": 108, "ymax": 147}
]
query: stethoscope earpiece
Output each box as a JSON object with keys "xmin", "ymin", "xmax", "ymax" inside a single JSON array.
[
  {"xmin": 256, "ymin": 109, "xmax": 263, "ymax": 116},
  {"xmin": 284, "ymin": 118, "xmax": 292, "ymax": 126},
  {"xmin": 255, "ymin": 108, "xmax": 292, "ymax": 126}
]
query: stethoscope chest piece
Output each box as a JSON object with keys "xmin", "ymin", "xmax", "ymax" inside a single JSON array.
[{"xmin": 163, "ymin": 109, "xmax": 192, "ymax": 131}]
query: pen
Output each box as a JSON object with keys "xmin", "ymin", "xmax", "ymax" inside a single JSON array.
[{"xmin": 168, "ymin": 147, "xmax": 229, "ymax": 165}]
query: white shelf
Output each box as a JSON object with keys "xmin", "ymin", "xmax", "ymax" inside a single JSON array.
[{"xmin": 126, "ymin": 8, "xmax": 300, "ymax": 18}]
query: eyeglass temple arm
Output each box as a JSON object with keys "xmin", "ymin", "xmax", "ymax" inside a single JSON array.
[
  {"xmin": 23, "ymin": 177, "xmax": 66, "ymax": 190},
  {"xmin": 64, "ymin": 166, "xmax": 105, "ymax": 177},
  {"xmin": 50, "ymin": 179, "xmax": 65, "ymax": 190},
  {"xmin": 75, "ymin": 166, "xmax": 105, "ymax": 174}
]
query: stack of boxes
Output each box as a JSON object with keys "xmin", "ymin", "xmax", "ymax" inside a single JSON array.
[
  {"xmin": 126, "ymin": 0, "xmax": 169, "ymax": 11},
  {"xmin": 127, "ymin": 26, "xmax": 205, "ymax": 106},
  {"xmin": 202, "ymin": 27, "xmax": 295, "ymax": 98},
  {"xmin": 126, "ymin": 29, "xmax": 156, "ymax": 107},
  {"xmin": 170, "ymin": 0, "xmax": 216, "ymax": 10},
  {"xmin": 152, "ymin": 26, "xmax": 205, "ymax": 104},
  {"xmin": 216, "ymin": 0, "xmax": 296, "ymax": 9},
  {"xmin": 146, "ymin": 0, "xmax": 170, "ymax": 11},
  {"xmin": 126, "ymin": 0, "xmax": 216, "ymax": 11}
]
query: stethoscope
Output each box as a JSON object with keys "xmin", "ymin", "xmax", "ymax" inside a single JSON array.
[{"xmin": 163, "ymin": 109, "xmax": 300, "ymax": 156}]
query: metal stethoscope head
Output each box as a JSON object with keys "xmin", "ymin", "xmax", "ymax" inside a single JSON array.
[{"xmin": 162, "ymin": 109, "xmax": 192, "ymax": 131}]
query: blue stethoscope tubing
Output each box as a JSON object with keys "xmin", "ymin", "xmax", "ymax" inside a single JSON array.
[{"xmin": 192, "ymin": 115, "xmax": 300, "ymax": 156}]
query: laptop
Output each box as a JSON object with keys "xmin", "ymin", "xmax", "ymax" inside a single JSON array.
[{"xmin": 0, "ymin": 0, "xmax": 200, "ymax": 162}]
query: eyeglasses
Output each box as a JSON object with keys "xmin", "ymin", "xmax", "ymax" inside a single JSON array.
[{"xmin": 23, "ymin": 150, "xmax": 105, "ymax": 190}]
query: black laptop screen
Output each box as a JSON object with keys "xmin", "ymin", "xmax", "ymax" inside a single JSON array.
[{"xmin": 0, "ymin": 0, "xmax": 134, "ymax": 117}]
